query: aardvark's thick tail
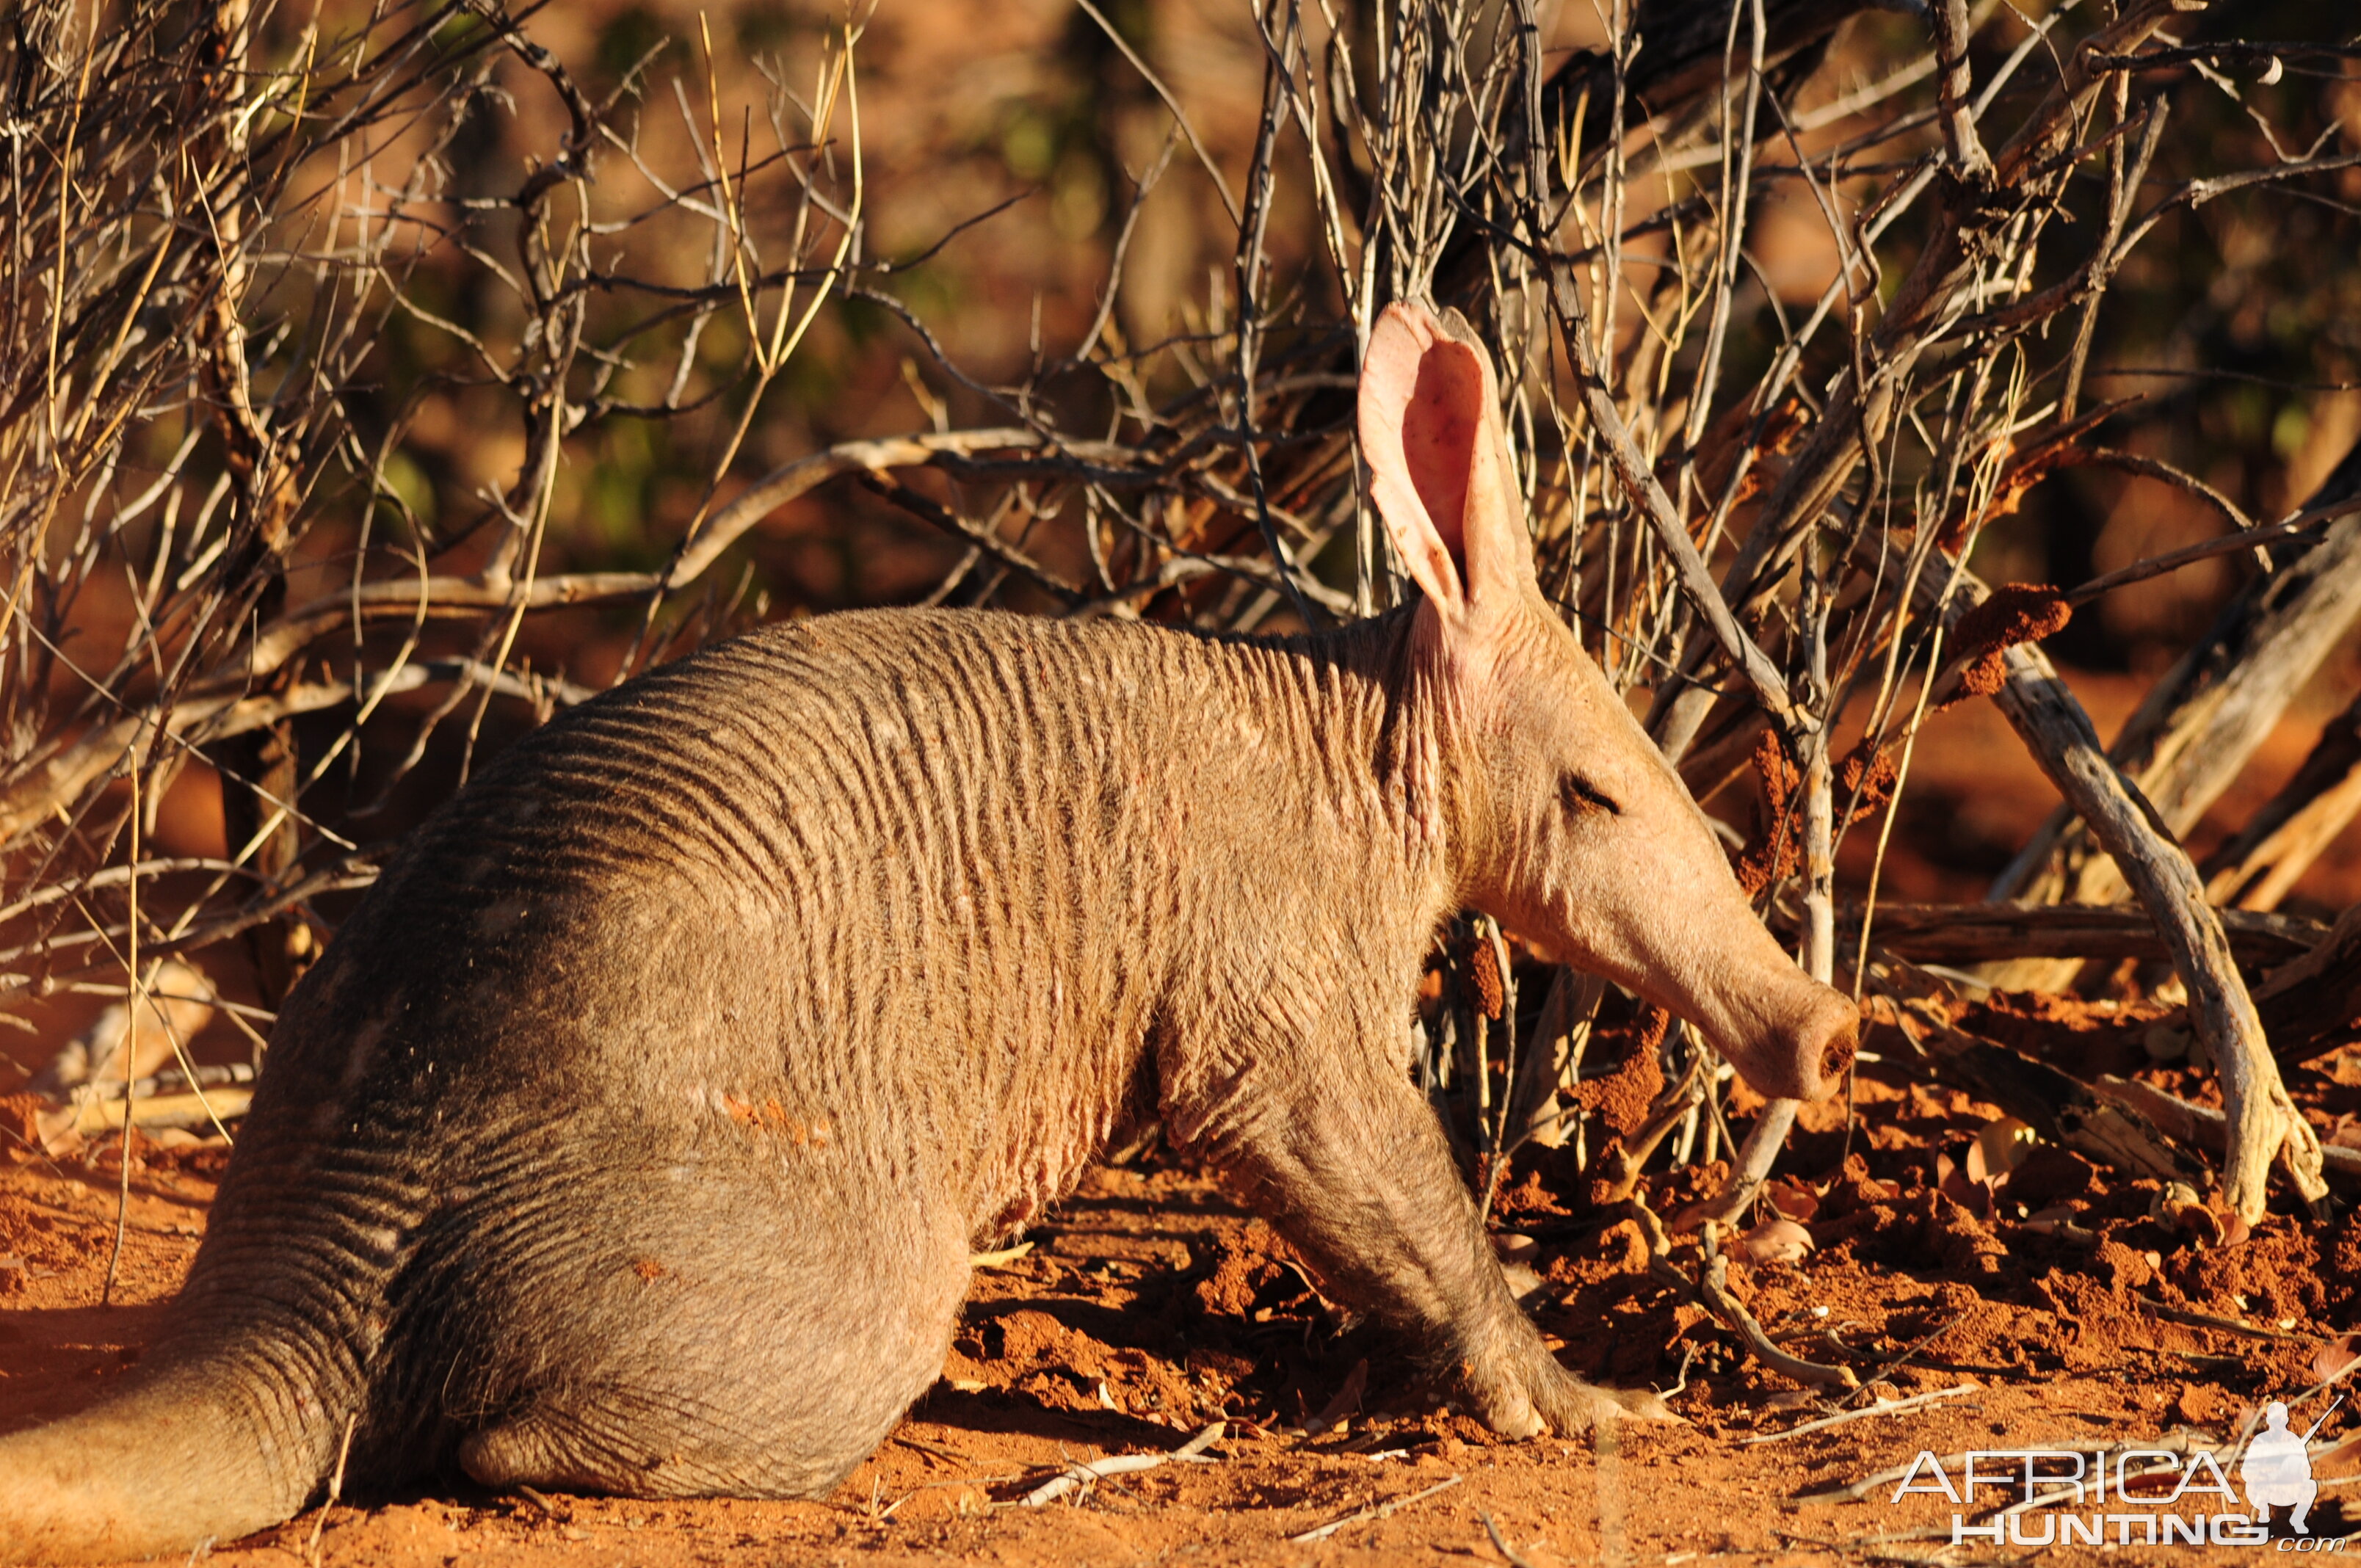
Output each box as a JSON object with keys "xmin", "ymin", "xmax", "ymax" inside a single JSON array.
[{"xmin": 0, "ymin": 1347, "xmax": 345, "ymax": 1566}]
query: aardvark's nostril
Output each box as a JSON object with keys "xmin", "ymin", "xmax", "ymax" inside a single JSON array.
[
  {"xmin": 1821, "ymin": 1017, "xmax": 1859, "ymax": 1083},
  {"xmin": 1782, "ymin": 992, "xmax": 1860, "ymax": 1103}
]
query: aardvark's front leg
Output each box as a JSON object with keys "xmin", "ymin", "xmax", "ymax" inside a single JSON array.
[{"xmin": 1188, "ymin": 1043, "xmax": 1670, "ymax": 1437}]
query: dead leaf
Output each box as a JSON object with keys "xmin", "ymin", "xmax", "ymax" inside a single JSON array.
[
  {"xmin": 2310, "ymin": 1333, "xmax": 2361, "ymax": 1387},
  {"xmin": 1737, "ymin": 1219, "xmax": 1813, "ymax": 1266},
  {"xmin": 1307, "ymin": 1358, "xmax": 1368, "ymax": 1436},
  {"xmin": 1970, "ymin": 1117, "xmax": 2038, "ymax": 1185},
  {"xmin": 1764, "ymin": 1179, "xmax": 1821, "ymax": 1223}
]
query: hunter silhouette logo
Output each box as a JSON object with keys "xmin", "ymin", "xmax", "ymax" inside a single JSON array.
[{"xmin": 2244, "ymin": 1398, "xmax": 2338, "ymax": 1535}]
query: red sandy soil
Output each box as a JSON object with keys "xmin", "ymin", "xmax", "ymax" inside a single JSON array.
[{"xmin": 5, "ymin": 1029, "xmax": 2360, "ymax": 1568}]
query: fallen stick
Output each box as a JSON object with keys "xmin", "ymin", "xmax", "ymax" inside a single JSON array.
[
  {"xmin": 1771, "ymin": 1523, "xmax": 1968, "ymax": 1556},
  {"xmin": 1906, "ymin": 559, "xmax": 2328, "ymax": 1219},
  {"xmin": 2089, "ymin": 1074, "xmax": 2361, "ymax": 1191},
  {"xmin": 59, "ymin": 1061, "xmax": 254, "ymax": 1100},
  {"xmin": 1984, "ymin": 634, "xmax": 2322, "ymax": 1219},
  {"xmin": 1824, "ymin": 901, "xmax": 2324, "ymax": 967},
  {"xmin": 1694, "ymin": 1236, "xmax": 1859, "ymax": 1393},
  {"xmin": 1630, "ymin": 1202, "xmax": 1858, "ymax": 1391},
  {"xmin": 2202, "ymin": 690, "xmax": 2361, "ymax": 912},
  {"xmin": 1503, "ymin": 968, "xmax": 1603, "ymax": 1153},
  {"xmin": 511, "ymin": 1484, "xmax": 569, "ymax": 1522},
  {"xmin": 1995, "ymin": 435, "xmax": 2361, "ymax": 940},
  {"xmin": 2008, "ymin": 1213, "xmax": 2103, "ymax": 1249},
  {"xmin": 2254, "ymin": 900, "xmax": 2361, "ymax": 1067},
  {"xmin": 26, "ymin": 957, "xmax": 219, "ymax": 1098},
  {"xmin": 2291, "ymin": 1352, "xmax": 2361, "ymax": 1409},
  {"xmin": 1478, "ymin": 1511, "xmax": 1541, "ymax": 1568},
  {"xmin": 303, "ymin": 1418, "xmax": 355, "ymax": 1568},
  {"xmin": 1286, "ymin": 1473, "xmax": 1462, "ymax": 1543},
  {"xmin": 1019, "ymin": 1420, "xmax": 1224, "ymax": 1507},
  {"xmin": 1883, "ymin": 998, "xmax": 2210, "ymax": 1186},
  {"xmin": 888, "ymin": 1433, "xmax": 971, "ymax": 1465},
  {"xmin": 1740, "ymin": 1383, "xmax": 1982, "ymax": 1446},
  {"xmin": 38, "ymin": 1087, "xmax": 253, "ymax": 1151},
  {"xmin": 2136, "ymin": 1295, "xmax": 2315, "ymax": 1343},
  {"xmin": 2128, "ymin": 900, "xmax": 2361, "ymax": 1070},
  {"xmin": 1847, "ymin": 1308, "xmax": 1976, "ymax": 1393}
]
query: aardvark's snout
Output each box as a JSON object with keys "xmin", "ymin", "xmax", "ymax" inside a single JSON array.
[{"xmin": 1716, "ymin": 979, "xmax": 1860, "ymax": 1104}]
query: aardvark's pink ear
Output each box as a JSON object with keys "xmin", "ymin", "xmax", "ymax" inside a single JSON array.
[{"xmin": 1357, "ymin": 301, "xmax": 1534, "ymax": 623}]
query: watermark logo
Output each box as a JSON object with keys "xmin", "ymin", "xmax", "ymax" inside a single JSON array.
[
  {"xmin": 2246, "ymin": 1401, "xmax": 2321, "ymax": 1536},
  {"xmin": 1888, "ymin": 1393, "xmax": 2344, "ymax": 1550}
]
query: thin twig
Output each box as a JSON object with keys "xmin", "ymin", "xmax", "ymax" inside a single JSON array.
[
  {"xmin": 1287, "ymin": 1474, "xmax": 1463, "ymax": 1543},
  {"xmin": 1020, "ymin": 1421, "xmax": 1225, "ymax": 1507},
  {"xmin": 1741, "ymin": 1384, "xmax": 1983, "ymax": 1446}
]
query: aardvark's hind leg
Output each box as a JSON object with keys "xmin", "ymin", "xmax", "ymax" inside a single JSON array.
[{"xmin": 458, "ymin": 1202, "xmax": 968, "ymax": 1500}]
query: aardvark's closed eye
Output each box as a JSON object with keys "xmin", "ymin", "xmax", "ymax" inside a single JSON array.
[{"xmin": 1560, "ymin": 772, "xmax": 1621, "ymax": 816}]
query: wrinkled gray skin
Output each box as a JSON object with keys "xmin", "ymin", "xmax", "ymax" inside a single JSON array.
[{"xmin": 0, "ymin": 305, "xmax": 1854, "ymax": 1564}]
